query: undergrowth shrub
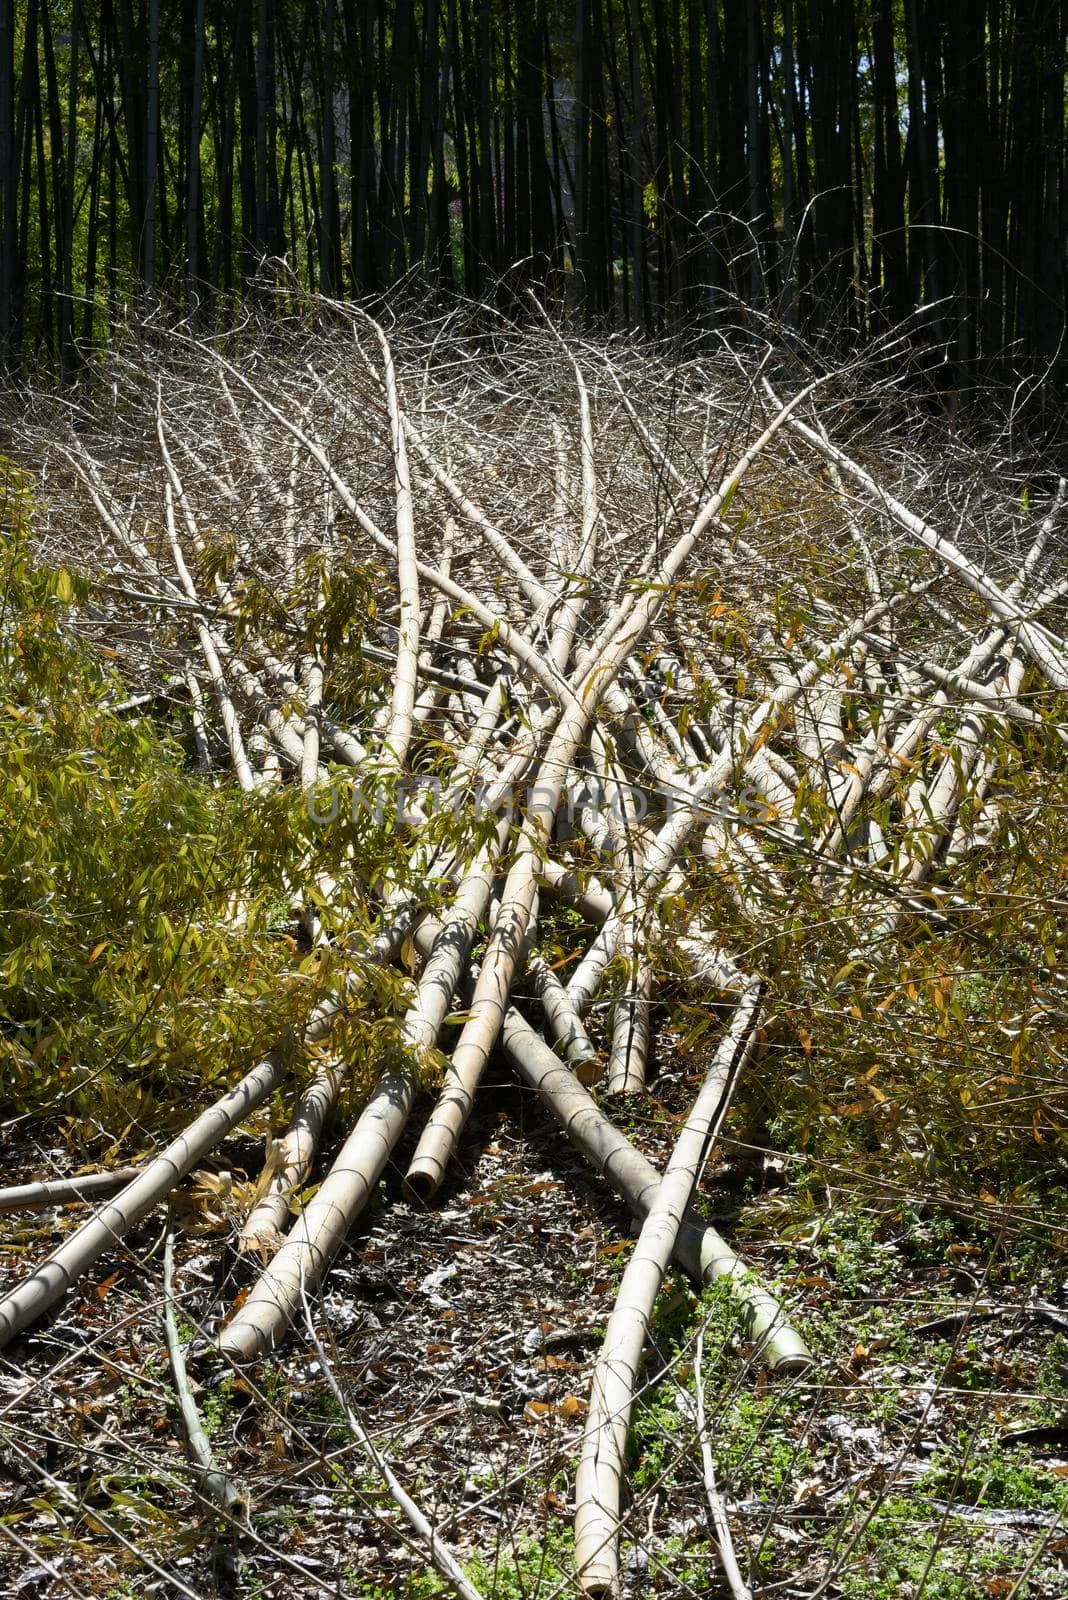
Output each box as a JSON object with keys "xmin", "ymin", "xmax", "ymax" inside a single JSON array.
[{"xmin": 0, "ymin": 457, "xmax": 409, "ymax": 1149}]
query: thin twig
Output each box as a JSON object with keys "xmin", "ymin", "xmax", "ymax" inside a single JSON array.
[
  {"xmin": 693, "ymin": 1327, "xmax": 753, "ymax": 1600},
  {"xmin": 300, "ymin": 1285, "xmax": 486, "ymax": 1600}
]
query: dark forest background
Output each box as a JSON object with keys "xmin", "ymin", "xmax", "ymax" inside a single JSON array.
[{"xmin": 0, "ymin": 1, "xmax": 1065, "ymax": 402}]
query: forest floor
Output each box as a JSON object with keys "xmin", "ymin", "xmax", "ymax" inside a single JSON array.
[{"xmin": 2, "ymin": 1064, "xmax": 1067, "ymax": 1600}]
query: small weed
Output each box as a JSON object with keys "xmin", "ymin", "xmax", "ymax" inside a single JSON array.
[
  {"xmin": 469, "ymin": 1525, "xmax": 573, "ymax": 1599},
  {"xmin": 832, "ymin": 1492, "xmax": 1046, "ymax": 1599}
]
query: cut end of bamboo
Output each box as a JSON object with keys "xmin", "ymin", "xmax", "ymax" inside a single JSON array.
[
  {"xmin": 402, "ymin": 1160, "xmax": 442, "ymax": 1204},
  {"xmin": 767, "ymin": 1348, "xmax": 814, "ymax": 1377},
  {"xmin": 217, "ymin": 1316, "xmax": 272, "ymax": 1365},
  {"xmin": 759, "ymin": 1328, "xmax": 815, "ymax": 1377},
  {"xmin": 573, "ymin": 1054, "xmax": 606, "ymax": 1087},
  {"xmin": 601, "ymin": 1069, "xmax": 646, "ymax": 1097}
]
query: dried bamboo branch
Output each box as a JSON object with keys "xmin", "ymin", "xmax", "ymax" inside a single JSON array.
[
  {"xmin": 693, "ymin": 1327, "xmax": 752, "ymax": 1600},
  {"xmin": 778, "ymin": 394, "xmax": 1068, "ymax": 689},
  {"xmin": 162, "ymin": 1228, "xmax": 246, "ymax": 1517},
  {"xmin": 301, "ymin": 1291, "xmax": 486, "ymax": 1600}
]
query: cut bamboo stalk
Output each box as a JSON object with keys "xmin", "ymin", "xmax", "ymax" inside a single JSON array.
[
  {"xmin": 413, "ymin": 519, "xmax": 455, "ymax": 725},
  {"xmin": 551, "ymin": 418, "xmax": 573, "ymax": 572},
  {"xmin": 0, "ymin": 1052, "xmax": 287, "ymax": 1349},
  {"xmin": 395, "ymin": 915, "xmax": 806, "ymax": 1376},
  {"xmin": 218, "ymin": 374, "xmax": 292, "ymax": 515},
  {"xmin": 373, "ymin": 321, "xmax": 421, "ymax": 770},
  {"xmin": 226, "ymin": 648, "xmax": 306, "ymax": 768},
  {"xmin": 402, "ymin": 832, "xmax": 504, "ymax": 1055},
  {"xmin": 606, "ymin": 963, "xmax": 654, "ymax": 1097},
  {"xmin": 536, "ymin": 858, "xmax": 615, "ymax": 923},
  {"xmin": 526, "ymin": 956, "xmax": 602, "ymax": 1083},
  {"xmin": 862, "ymin": 639, "xmax": 1052, "ymax": 733},
  {"xmin": 547, "ymin": 354, "xmax": 599, "ymax": 674},
  {"xmin": 184, "ymin": 671, "xmax": 212, "ymax": 774},
  {"xmin": 257, "ymin": 651, "xmax": 367, "ymax": 768},
  {"xmin": 906, "ymin": 645, "xmax": 1025, "ymax": 885},
  {"xmin": 155, "ymin": 394, "xmax": 259, "ymax": 788},
  {"xmin": 497, "ymin": 1005, "xmax": 808, "ymax": 1372},
  {"xmin": 240, "ymin": 1058, "xmax": 348, "ymax": 1251},
  {"xmin": 202, "ymin": 350, "xmax": 579, "ymax": 715},
  {"xmin": 0, "ymin": 967, "xmax": 366, "ymax": 1352},
  {"xmin": 823, "ymin": 626, "xmax": 1011, "ymax": 857},
  {"xmin": 1015, "ymin": 478, "xmax": 1066, "ymax": 593},
  {"xmin": 300, "ymin": 653, "xmax": 324, "ymax": 792},
  {"xmin": 217, "ymin": 1056, "xmax": 414, "ymax": 1362},
  {"xmin": 161, "ymin": 479, "xmax": 255, "ymax": 790},
  {"xmin": 402, "ymin": 416, "xmax": 549, "ymax": 610},
  {"xmin": 600, "ymin": 732, "xmax": 653, "ymax": 1096},
  {"xmin": 405, "ymin": 837, "xmax": 541, "ymax": 1198},
  {"xmin": 574, "ymin": 984, "xmax": 764, "ymax": 1595},
  {"xmin": 0, "ymin": 1167, "xmax": 142, "ymax": 1214}
]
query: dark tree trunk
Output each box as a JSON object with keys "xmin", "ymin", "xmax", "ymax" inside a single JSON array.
[
  {"xmin": 319, "ymin": 0, "xmax": 337, "ymax": 292},
  {"xmin": 0, "ymin": 0, "xmax": 16, "ymax": 366},
  {"xmin": 144, "ymin": 0, "xmax": 159, "ymax": 290},
  {"xmin": 187, "ymin": 0, "xmax": 206, "ymax": 298}
]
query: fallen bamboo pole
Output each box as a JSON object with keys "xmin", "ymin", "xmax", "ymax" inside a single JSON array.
[
  {"xmin": 498, "ymin": 1007, "xmax": 810, "ymax": 1374},
  {"xmin": 0, "ymin": 1168, "xmax": 143, "ymax": 1214},
  {"xmin": 240, "ymin": 1058, "xmax": 348, "ymax": 1252},
  {"xmin": 218, "ymin": 1055, "xmax": 414, "ymax": 1362},
  {"xmin": 0, "ymin": 978, "xmax": 364, "ymax": 1350},
  {"xmin": 574, "ymin": 983, "xmax": 764, "ymax": 1596},
  {"xmin": 0, "ymin": 1051, "xmax": 287, "ymax": 1350}
]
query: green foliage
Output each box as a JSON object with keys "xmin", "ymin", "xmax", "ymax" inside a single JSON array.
[
  {"xmin": 835, "ymin": 1493, "xmax": 1041, "ymax": 1600},
  {"xmin": 667, "ymin": 684, "xmax": 1068, "ymax": 1199},
  {"xmin": 0, "ymin": 458, "xmax": 408, "ymax": 1145},
  {"xmin": 467, "ymin": 1526, "xmax": 574, "ymax": 1600}
]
